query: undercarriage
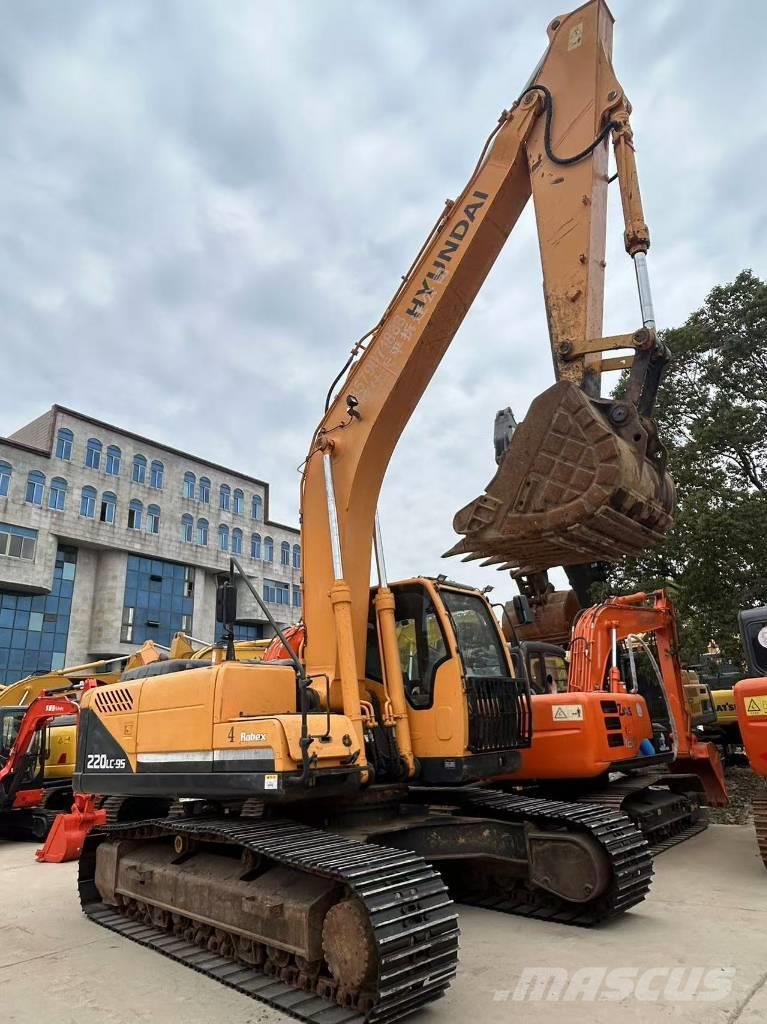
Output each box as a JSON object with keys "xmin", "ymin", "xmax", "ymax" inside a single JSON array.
[{"xmin": 80, "ymin": 786, "xmax": 652, "ymax": 1023}]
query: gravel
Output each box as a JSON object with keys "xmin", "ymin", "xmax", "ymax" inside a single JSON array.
[{"xmin": 709, "ymin": 766, "xmax": 767, "ymax": 825}]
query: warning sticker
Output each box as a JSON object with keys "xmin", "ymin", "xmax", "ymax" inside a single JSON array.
[
  {"xmin": 745, "ymin": 696, "xmax": 767, "ymax": 717},
  {"xmin": 553, "ymin": 705, "xmax": 584, "ymax": 722},
  {"xmin": 264, "ymin": 773, "xmax": 279, "ymax": 790}
]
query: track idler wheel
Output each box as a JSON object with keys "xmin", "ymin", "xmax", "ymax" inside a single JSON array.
[
  {"xmin": 321, "ymin": 898, "xmax": 378, "ymax": 994},
  {"xmin": 447, "ymin": 380, "xmax": 675, "ymax": 573}
]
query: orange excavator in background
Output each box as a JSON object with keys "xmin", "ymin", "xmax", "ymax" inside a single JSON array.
[
  {"xmin": 72, "ymin": 4, "xmax": 677, "ymax": 1021},
  {"xmin": 502, "ymin": 590, "xmax": 727, "ymax": 852},
  {"xmin": 734, "ymin": 606, "xmax": 767, "ymax": 869}
]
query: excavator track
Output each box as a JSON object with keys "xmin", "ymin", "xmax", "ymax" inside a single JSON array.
[
  {"xmin": 563, "ymin": 775, "xmax": 708, "ymax": 857},
  {"xmin": 447, "ymin": 788, "xmax": 654, "ymax": 924},
  {"xmin": 79, "ymin": 815, "xmax": 460, "ymax": 1024},
  {"xmin": 753, "ymin": 797, "xmax": 767, "ymax": 870}
]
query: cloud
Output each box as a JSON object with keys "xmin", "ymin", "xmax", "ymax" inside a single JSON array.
[{"xmin": 0, "ymin": 0, "xmax": 763, "ymax": 604}]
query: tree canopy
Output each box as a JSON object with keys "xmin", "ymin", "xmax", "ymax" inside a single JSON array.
[{"xmin": 603, "ymin": 269, "xmax": 767, "ymax": 664}]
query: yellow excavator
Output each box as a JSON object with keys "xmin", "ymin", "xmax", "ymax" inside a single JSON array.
[{"xmin": 74, "ymin": 3, "xmax": 675, "ymax": 1019}]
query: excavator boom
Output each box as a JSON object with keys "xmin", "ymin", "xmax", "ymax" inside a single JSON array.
[{"xmin": 303, "ymin": 0, "xmax": 673, "ymax": 691}]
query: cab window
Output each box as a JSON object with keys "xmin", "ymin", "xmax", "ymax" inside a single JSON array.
[
  {"xmin": 0, "ymin": 710, "xmax": 23, "ymax": 758},
  {"xmin": 441, "ymin": 589, "xmax": 509, "ymax": 678},
  {"xmin": 394, "ymin": 588, "xmax": 448, "ymax": 708},
  {"xmin": 544, "ymin": 655, "xmax": 569, "ymax": 693},
  {"xmin": 528, "ymin": 654, "xmax": 546, "ymax": 693}
]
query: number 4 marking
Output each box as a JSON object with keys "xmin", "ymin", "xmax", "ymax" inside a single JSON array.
[{"xmin": 227, "ymin": 727, "xmax": 235, "ymax": 743}]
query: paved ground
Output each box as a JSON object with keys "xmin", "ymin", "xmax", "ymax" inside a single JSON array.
[{"xmin": 1, "ymin": 824, "xmax": 766, "ymax": 1024}]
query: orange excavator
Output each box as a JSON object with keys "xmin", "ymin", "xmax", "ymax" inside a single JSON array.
[
  {"xmin": 502, "ymin": 590, "xmax": 727, "ymax": 852},
  {"xmin": 73, "ymin": 4, "xmax": 676, "ymax": 1020},
  {"xmin": 734, "ymin": 606, "xmax": 767, "ymax": 868}
]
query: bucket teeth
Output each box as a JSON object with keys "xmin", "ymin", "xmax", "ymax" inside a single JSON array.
[{"xmin": 450, "ymin": 381, "xmax": 674, "ymax": 573}]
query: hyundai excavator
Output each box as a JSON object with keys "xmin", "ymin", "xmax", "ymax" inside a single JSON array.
[
  {"xmin": 503, "ymin": 590, "xmax": 727, "ymax": 852},
  {"xmin": 734, "ymin": 606, "xmax": 767, "ymax": 869},
  {"xmin": 74, "ymin": 3, "xmax": 675, "ymax": 1019}
]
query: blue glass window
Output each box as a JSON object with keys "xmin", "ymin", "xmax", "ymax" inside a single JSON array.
[
  {"xmin": 56, "ymin": 428, "xmax": 73, "ymax": 461},
  {"xmin": 218, "ymin": 524, "xmax": 229, "ymax": 551},
  {"xmin": 231, "ymin": 528, "xmax": 242, "ymax": 555},
  {"xmin": 292, "ymin": 544, "xmax": 301, "ymax": 569},
  {"xmin": 181, "ymin": 514, "xmax": 193, "ymax": 543},
  {"xmin": 233, "ymin": 623, "xmax": 264, "ymax": 641},
  {"xmin": 263, "ymin": 536, "xmax": 273, "ymax": 563},
  {"xmin": 293, "ymin": 585, "xmax": 302, "ymax": 608},
  {"xmin": 0, "ymin": 546, "xmax": 76, "ymax": 684},
  {"xmin": 121, "ymin": 554, "xmax": 194, "ymax": 648},
  {"xmin": 251, "ymin": 533, "xmax": 261, "ymax": 559},
  {"xmin": 150, "ymin": 461, "xmax": 164, "ymax": 489},
  {"xmin": 197, "ymin": 518, "xmax": 208, "ymax": 546},
  {"xmin": 128, "ymin": 498, "xmax": 143, "ymax": 530},
  {"xmin": 48, "ymin": 477, "xmax": 67, "ymax": 511},
  {"xmin": 183, "ymin": 471, "xmax": 196, "ymax": 499},
  {"xmin": 147, "ymin": 504, "xmax": 161, "ymax": 534},
  {"xmin": 25, "ymin": 471, "xmax": 45, "ymax": 506},
  {"xmin": 220, "ymin": 484, "xmax": 231, "ymax": 511},
  {"xmin": 233, "ymin": 489, "xmax": 244, "ymax": 515},
  {"xmin": 0, "ymin": 461, "xmax": 11, "ymax": 498},
  {"xmin": 132, "ymin": 454, "xmax": 147, "ymax": 484},
  {"xmin": 199, "ymin": 477, "xmax": 210, "ymax": 503},
  {"xmin": 85, "ymin": 438, "xmax": 102, "ymax": 470},
  {"xmin": 106, "ymin": 445, "xmax": 121, "ymax": 475},
  {"xmin": 264, "ymin": 579, "xmax": 289, "ymax": 605},
  {"xmin": 280, "ymin": 541, "xmax": 290, "ymax": 566},
  {"xmin": 251, "ymin": 494, "xmax": 263, "ymax": 520},
  {"xmin": 80, "ymin": 485, "xmax": 96, "ymax": 518},
  {"xmin": 100, "ymin": 491, "xmax": 117, "ymax": 524}
]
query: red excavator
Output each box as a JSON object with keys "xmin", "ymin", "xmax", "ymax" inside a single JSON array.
[
  {"xmin": 502, "ymin": 590, "xmax": 727, "ymax": 852},
  {"xmin": 0, "ymin": 693, "xmax": 81, "ymax": 840}
]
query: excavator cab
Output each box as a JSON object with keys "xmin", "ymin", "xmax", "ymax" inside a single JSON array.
[
  {"xmin": 364, "ymin": 578, "xmax": 532, "ymax": 784},
  {"xmin": 509, "ymin": 641, "xmax": 569, "ymax": 695},
  {"xmin": 0, "ymin": 706, "xmax": 45, "ymax": 793}
]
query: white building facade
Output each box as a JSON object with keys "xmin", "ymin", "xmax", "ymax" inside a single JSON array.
[{"xmin": 0, "ymin": 406, "xmax": 302, "ymax": 684}]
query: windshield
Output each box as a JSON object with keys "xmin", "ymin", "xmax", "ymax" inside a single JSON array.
[{"xmin": 441, "ymin": 589, "xmax": 509, "ymax": 678}]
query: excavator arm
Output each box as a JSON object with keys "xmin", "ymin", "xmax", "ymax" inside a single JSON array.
[
  {"xmin": 301, "ymin": 1, "xmax": 673, "ymax": 701},
  {"xmin": 567, "ymin": 591, "xmax": 727, "ymax": 805}
]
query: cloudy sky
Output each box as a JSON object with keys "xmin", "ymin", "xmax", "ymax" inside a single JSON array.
[{"xmin": 1, "ymin": 1, "xmax": 764, "ymax": 603}]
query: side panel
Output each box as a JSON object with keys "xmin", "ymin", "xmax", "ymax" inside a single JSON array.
[
  {"xmin": 735, "ymin": 678, "xmax": 767, "ymax": 777},
  {"xmin": 509, "ymin": 692, "xmax": 655, "ymax": 780}
]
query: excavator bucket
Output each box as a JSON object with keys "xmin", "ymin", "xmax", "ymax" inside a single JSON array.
[
  {"xmin": 502, "ymin": 589, "xmax": 581, "ymax": 646},
  {"xmin": 447, "ymin": 381, "xmax": 674, "ymax": 573},
  {"xmin": 35, "ymin": 794, "xmax": 106, "ymax": 863},
  {"xmin": 671, "ymin": 743, "xmax": 729, "ymax": 809}
]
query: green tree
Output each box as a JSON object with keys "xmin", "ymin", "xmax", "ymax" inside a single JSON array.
[{"xmin": 603, "ymin": 269, "xmax": 767, "ymax": 663}]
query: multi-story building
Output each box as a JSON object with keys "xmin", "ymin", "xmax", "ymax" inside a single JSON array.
[{"xmin": 0, "ymin": 406, "xmax": 302, "ymax": 684}]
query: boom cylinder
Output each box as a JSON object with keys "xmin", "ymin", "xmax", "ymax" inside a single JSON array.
[
  {"xmin": 372, "ymin": 514, "xmax": 416, "ymax": 778},
  {"xmin": 322, "ymin": 452, "xmax": 368, "ymax": 775}
]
